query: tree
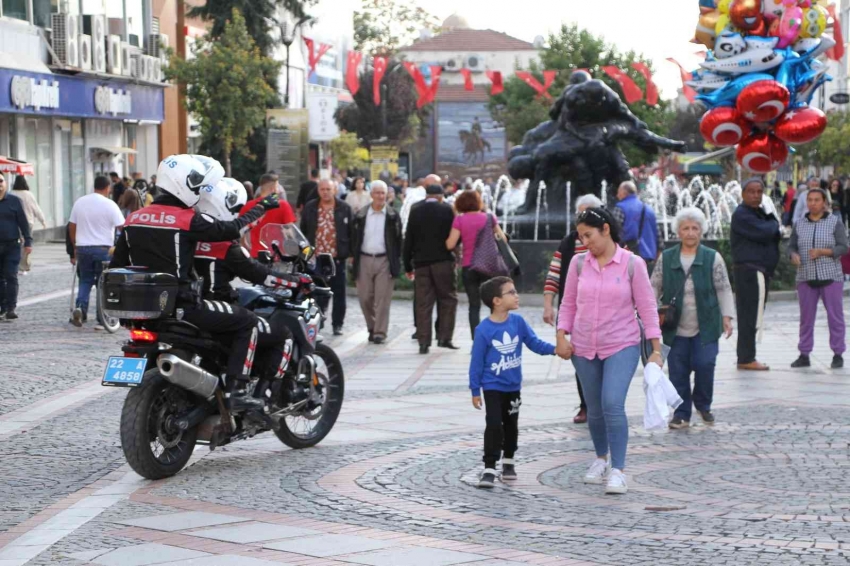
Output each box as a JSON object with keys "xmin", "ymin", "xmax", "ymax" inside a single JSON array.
[
  {"xmin": 329, "ymin": 131, "xmax": 370, "ymax": 171},
  {"xmin": 334, "ymin": 65, "xmax": 427, "ymax": 148},
  {"xmin": 797, "ymin": 111, "xmax": 850, "ymax": 173},
  {"xmin": 665, "ymin": 105, "xmax": 706, "ymax": 153},
  {"xmin": 166, "ymin": 9, "xmax": 280, "ymax": 176},
  {"xmin": 354, "ymin": 0, "xmax": 440, "ymax": 57},
  {"xmin": 488, "ymin": 24, "xmax": 675, "ymax": 166}
]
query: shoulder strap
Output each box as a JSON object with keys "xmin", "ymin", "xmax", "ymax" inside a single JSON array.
[
  {"xmin": 636, "ymin": 205, "xmax": 646, "ymax": 241},
  {"xmin": 628, "ymin": 253, "xmax": 635, "ymax": 280},
  {"xmin": 576, "ymin": 253, "xmax": 586, "ymax": 276}
]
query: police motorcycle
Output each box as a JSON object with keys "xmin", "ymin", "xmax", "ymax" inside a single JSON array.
[{"xmin": 100, "ymin": 224, "xmax": 344, "ymax": 480}]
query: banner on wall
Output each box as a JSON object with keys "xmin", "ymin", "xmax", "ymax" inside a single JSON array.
[
  {"xmin": 436, "ymin": 102, "xmax": 506, "ymax": 180},
  {"xmin": 306, "ymin": 93, "xmax": 339, "ymax": 141},
  {"xmin": 369, "ymin": 144, "xmax": 399, "ymax": 181},
  {"xmin": 266, "ymin": 109, "xmax": 309, "ymax": 200}
]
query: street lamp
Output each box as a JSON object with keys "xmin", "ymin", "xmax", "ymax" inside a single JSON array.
[{"xmin": 280, "ymin": 13, "xmax": 296, "ymax": 108}]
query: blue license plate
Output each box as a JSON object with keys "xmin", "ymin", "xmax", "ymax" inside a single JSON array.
[{"xmin": 102, "ymin": 356, "xmax": 147, "ymax": 387}]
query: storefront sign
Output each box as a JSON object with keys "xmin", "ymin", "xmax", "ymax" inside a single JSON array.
[
  {"xmin": 830, "ymin": 92, "xmax": 850, "ymax": 105},
  {"xmin": 10, "ymin": 75, "xmax": 60, "ymax": 111},
  {"xmin": 0, "ymin": 68, "xmax": 163, "ymax": 121},
  {"xmin": 370, "ymin": 144, "xmax": 399, "ymax": 181},
  {"xmin": 307, "ymin": 93, "xmax": 339, "ymax": 141},
  {"xmin": 94, "ymin": 86, "xmax": 132, "ymax": 116}
]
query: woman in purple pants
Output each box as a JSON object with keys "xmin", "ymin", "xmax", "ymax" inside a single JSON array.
[{"xmin": 789, "ymin": 186, "xmax": 848, "ymax": 369}]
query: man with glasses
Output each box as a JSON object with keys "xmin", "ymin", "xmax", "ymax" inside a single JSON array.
[{"xmin": 0, "ymin": 175, "xmax": 32, "ymax": 320}]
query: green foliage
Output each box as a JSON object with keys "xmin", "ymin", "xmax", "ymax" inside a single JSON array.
[
  {"xmin": 488, "ymin": 23, "xmax": 674, "ymax": 166},
  {"xmin": 334, "ymin": 65, "xmax": 427, "ymax": 147},
  {"xmin": 329, "ymin": 131, "xmax": 370, "ymax": 171},
  {"xmin": 165, "ymin": 9, "xmax": 281, "ymax": 176},
  {"xmin": 354, "ymin": 0, "xmax": 439, "ymax": 57},
  {"xmin": 796, "ymin": 111, "xmax": 850, "ymax": 174}
]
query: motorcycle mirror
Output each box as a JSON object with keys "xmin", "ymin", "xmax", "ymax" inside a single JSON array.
[{"xmin": 316, "ymin": 253, "xmax": 336, "ymax": 279}]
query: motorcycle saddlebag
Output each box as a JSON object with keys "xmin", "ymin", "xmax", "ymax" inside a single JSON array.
[{"xmin": 101, "ymin": 268, "xmax": 178, "ymax": 320}]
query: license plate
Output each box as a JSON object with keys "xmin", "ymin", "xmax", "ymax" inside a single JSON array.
[{"xmin": 102, "ymin": 356, "xmax": 147, "ymax": 387}]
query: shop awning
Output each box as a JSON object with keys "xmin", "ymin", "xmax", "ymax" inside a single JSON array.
[
  {"xmin": 0, "ymin": 156, "xmax": 34, "ymax": 176},
  {"xmin": 91, "ymin": 146, "xmax": 138, "ymax": 155}
]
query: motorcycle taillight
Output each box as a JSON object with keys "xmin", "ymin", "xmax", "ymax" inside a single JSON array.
[{"xmin": 130, "ymin": 329, "xmax": 158, "ymax": 343}]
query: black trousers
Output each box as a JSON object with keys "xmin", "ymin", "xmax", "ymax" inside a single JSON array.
[
  {"xmin": 0, "ymin": 241, "xmax": 21, "ymax": 311},
  {"xmin": 734, "ymin": 266, "xmax": 769, "ymax": 364},
  {"xmin": 462, "ymin": 267, "xmax": 488, "ymax": 339},
  {"xmin": 414, "ymin": 260, "xmax": 457, "ymax": 345},
  {"xmin": 254, "ymin": 314, "xmax": 293, "ymax": 380},
  {"xmin": 317, "ymin": 259, "xmax": 347, "ymax": 328},
  {"xmin": 182, "ymin": 300, "xmax": 258, "ymax": 381},
  {"xmin": 483, "ymin": 390, "xmax": 521, "ymax": 469}
]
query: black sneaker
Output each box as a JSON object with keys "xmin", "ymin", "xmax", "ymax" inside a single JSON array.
[
  {"xmin": 478, "ymin": 469, "xmax": 497, "ymax": 488},
  {"xmin": 698, "ymin": 409, "xmax": 715, "ymax": 425},
  {"xmin": 791, "ymin": 355, "xmax": 811, "ymax": 368},
  {"xmin": 228, "ymin": 391, "xmax": 265, "ymax": 413},
  {"xmin": 437, "ymin": 340, "xmax": 460, "ymax": 350},
  {"xmin": 368, "ymin": 332, "xmax": 375, "ymax": 343},
  {"xmin": 832, "ymin": 355, "xmax": 844, "ymax": 369},
  {"xmin": 501, "ymin": 461, "xmax": 517, "ymax": 481},
  {"xmin": 373, "ymin": 336, "xmax": 385, "ymax": 344},
  {"xmin": 333, "ymin": 326, "xmax": 343, "ymax": 336},
  {"xmin": 668, "ymin": 417, "xmax": 690, "ymax": 430},
  {"xmin": 5, "ymin": 310, "xmax": 17, "ymax": 320},
  {"xmin": 419, "ymin": 344, "xmax": 429, "ymax": 355}
]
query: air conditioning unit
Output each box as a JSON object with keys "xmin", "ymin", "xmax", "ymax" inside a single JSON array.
[
  {"xmin": 140, "ymin": 55, "xmax": 152, "ymax": 81},
  {"xmin": 51, "ymin": 13, "xmax": 80, "ymax": 68},
  {"xmin": 129, "ymin": 52, "xmax": 141, "ymax": 78},
  {"xmin": 107, "ymin": 34, "xmax": 122, "ymax": 74},
  {"xmin": 151, "ymin": 59, "xmax": 162, "ymax": 82},
  {"xmin": 121, "ymin": 43, "xmax": 132, "ymax": 76},
  {"xmin": 444, "ymin": 57, "xmax": 462, "ymax": 72},
  {"xmin": 146, "ymin": 33, "xmax": 164, "ymax": 58},
  {"xmin": 465, "ymin": 53, "xmax": 485, "ymax": 73},
  {"xmin": 86, "ymin": 15, "xmax": 107, "ymax": 73},
  {"xmin": 79, "ymin": 34, "xmax": 92, "ymax": 71}
]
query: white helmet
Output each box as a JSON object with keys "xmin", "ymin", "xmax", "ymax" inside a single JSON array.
[
  {"xmin": 196, "ymin": 177, "xmax": 248, "ymax": 221},
  {"xmin": 156, "ymin": 154, "xmax": 225, "ymax": 207}
]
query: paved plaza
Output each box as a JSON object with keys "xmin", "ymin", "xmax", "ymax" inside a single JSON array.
[{"xmin": 3, "ymin": 245, "xmax": 850, "ymax": 565}]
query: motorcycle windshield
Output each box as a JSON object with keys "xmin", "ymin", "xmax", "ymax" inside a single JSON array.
[{"xmin": 259, "ymin": 223, "xmax": 314, "ymax": 262}]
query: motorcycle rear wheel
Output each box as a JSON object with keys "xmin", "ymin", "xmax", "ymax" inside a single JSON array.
[
  {"xmin": 275, "ymin": 343, "xmax": 344, "ymax": 449},
  {"xmin": 120, "ymin": 370, "xmax": 198, "ymax": 479}
]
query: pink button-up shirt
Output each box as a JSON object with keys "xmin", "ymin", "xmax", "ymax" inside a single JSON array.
[{"xmin": 557, "ymin": 246, "xmax": 661, "ymax": 360}]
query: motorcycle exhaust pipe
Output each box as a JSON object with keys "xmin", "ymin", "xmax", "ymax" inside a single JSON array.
[{"xmin": 157, "ymin": 354, "xmax": 219, "ymax": 400}]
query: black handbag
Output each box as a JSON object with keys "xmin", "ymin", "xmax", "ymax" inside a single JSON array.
[
  {"xmin": 659, "ymin": 265, "xmax": 693, "ymax": 332},
  {"xmin": 497, "ymin": 233, "xmax": 521, "ymax": 276}
]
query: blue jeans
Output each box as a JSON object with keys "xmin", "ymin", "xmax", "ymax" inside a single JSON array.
[
  {"xmin": 667, "ymin": 335, "xmax": 718, "ymax": 421},
  {"xmin": 75, "ymin": 246, "xmax": 111, "ymax": 314},
  {"xmin": 0, "ymin": 241, "xmax": 21, "ymax": 311},
  {"xmin": 571, "ymin": 345, "xmax": 640, "ymax": 471}
]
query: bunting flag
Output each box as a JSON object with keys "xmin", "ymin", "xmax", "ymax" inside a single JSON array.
[
  {"xmin": 826, "ymin": 4, "xmax": 845, "ymax": 62},
  {"xmin": 345, "ymin": 51, "xmax": 363, "ymax": 95},
  {"xmin": 418, "ymin": 65, "xmax": 442, "ymax": 107},
  {"xmin": 486, "ymin": 70, "xmax": 504, "ymax": 95},
  {"xmin": 402, "ymin": 61, "xmax": 428, "ymax": 100},
  {"xmin": 630, "ymin": 62, "xmax": 659, "ymax": 106},
  {"xmin": 303, "ymin": 37, "xmax": 332, "ymax": 77},
  {"xmin": 373, "ymin": 56, "xmax": 388, "ymax": 106},
  {"xmin": 515, "ymin": 70, "xmax": 556, "ymax": 98},
  {"xmin": 666, "ymin": 58, "xmax": 697, "ymax": 103},
  {"xmin": 459, "ymin": 68, "xmax": 474, "ymax": 91},
  {"xmin": 601, "ymin": 66, "xmax": 643, "ymax": 104}
]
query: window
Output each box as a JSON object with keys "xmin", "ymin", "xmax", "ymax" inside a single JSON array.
[
  {"xmin": 33, "ymin": 0, "xmax": 59, "ymax": 28},
  {"xmin": 23, "ymin": 117, "xmax": 54, "ymax": 226},
  {"xmin": 2, "ymin": 0, "xmax": 28, "ymax": 21}
]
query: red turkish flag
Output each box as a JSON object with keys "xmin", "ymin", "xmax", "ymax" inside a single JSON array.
[
  {"xmin": 515, "ymin": 70, "xmax": 556, "ymax": 98},
  {"xmin": 402, "ymin": 61, "xmax": 428, "ymax": 99},
  {"xmin": 418, "ymin": 65, "xmax": 442, "ymax": 107},
  {"xmin": 346, "ymin": 51, "xmax": 363, "ymax": 95},
  {"xmin": 666, "ymin": 58, "xmax": 697, "ymax": 103},
  {"xmin": 602, "ymin": 66, "xmax": 643, "ymax": 104},
  {"xmin": 486, "ymin": 70, "xmax": 503, "ymax": 95},
  {"xmin": 373, "ymin": 56, "xmax": 388, "ymax": 106},
  {"xmin": 630, "ymin": 62, "xmax": 659, "ymax": 106},
  {"xmin": 460, "ymin": 68, "xmax": 474, "ymax": 91},
  {"xmin": 826, "ymin": 5, "xmax": 845, "ymax": 61},
  {"xmin": 303, "ymin": 37, "xmax": 332, "ymax": 77}
]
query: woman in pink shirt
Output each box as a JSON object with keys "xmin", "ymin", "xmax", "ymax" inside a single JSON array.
[{"xmin": 556, "ymin": 207, "xmax": 662, "ymax": 495}]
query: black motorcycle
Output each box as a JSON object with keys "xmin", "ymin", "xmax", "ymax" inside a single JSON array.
[{"xmin": 100, "ymin": 224, "xmax": 344, "ymax": 480}]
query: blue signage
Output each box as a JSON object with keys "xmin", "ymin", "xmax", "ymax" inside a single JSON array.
[{"xmin": 0, "ymin": 68, "xmax": 165, "ymax": 122}]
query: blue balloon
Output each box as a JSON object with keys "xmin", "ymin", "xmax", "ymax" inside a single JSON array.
[{"xmin": 697, "ymin": 73, "xmax": 776, "ymax": 108}]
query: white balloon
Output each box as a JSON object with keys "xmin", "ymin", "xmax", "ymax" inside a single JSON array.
[{"xmin": 701, "ymin": 48, "xmax": 785, "ymax": 75}]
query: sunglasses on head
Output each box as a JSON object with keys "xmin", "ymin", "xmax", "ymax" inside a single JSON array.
[{"xmin": 577, "ymin": 209, "xmax": 605, "ymax": 223}]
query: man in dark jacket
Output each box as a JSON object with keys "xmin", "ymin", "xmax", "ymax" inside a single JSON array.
[
  {"xmin": 730, "ymin": 177, "xmax": 781, "ymax": 371},
  {"xmin": 0, "ymin": 175, "xmax": 31, "ymax": 320},
  {"xmin": 109, "ymin": 172, "xmax": 126, "ymax": 204},
  {"xmin": 301, "ymin": 179, "xmax": 353, "ymax": 335},
  {"xmin": 404, "ymin": 184, "xmax": 458, "ymax": 353},
  {"xmin": 352, "ymin": 180, "xmax": 402, "ymax": 344}
]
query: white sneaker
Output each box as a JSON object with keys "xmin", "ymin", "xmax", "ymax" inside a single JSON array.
[
  {"xmin": 605, "ymin": 469, "xmax": 628, "ymax": 494},
  {"xmin": 583, "ymin": 458, "xmax": 609, "ymax": 484}
]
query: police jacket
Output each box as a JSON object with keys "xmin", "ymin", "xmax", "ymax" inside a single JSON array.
[
  {"xmin": 194, "ymin": 241, "xmax": 299, "ymax": 302},
  {"xmin": 110, "ymin": 194, "xmax": 266, "ymax": 293}
]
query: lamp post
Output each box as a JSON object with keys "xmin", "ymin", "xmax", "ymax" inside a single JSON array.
[{"xmin": 280, "ymin": 14, "xmax": 295, "ymax": 108}]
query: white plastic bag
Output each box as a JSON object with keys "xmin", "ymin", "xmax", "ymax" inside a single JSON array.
[{"xmin": 643, "ymin": 362, "xmax": 683, "ymax": 431}]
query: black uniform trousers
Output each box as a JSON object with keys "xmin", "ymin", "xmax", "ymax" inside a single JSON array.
[
  {"xmin": 182, "ymin": 299, "xmax": 258, "ymax": 382},
  {"xmin": 483, "ymin": 390, "xmax": 521, "ymax": 469},
  {"xmin": 734, "ymin": 266, "xmax": 770, "ymax": 365},
  {"xmin": 316, "ymin": 259, "xmax": 347, "ymax": 329},
  {"xmin": 254, "ymin": 314, "xmax": 293, "ymax": 381}
]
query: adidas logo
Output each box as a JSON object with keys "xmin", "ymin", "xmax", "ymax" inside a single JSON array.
[{"xmin": 492, "ymin": 331, "xmax": 519, "ymax": 355}]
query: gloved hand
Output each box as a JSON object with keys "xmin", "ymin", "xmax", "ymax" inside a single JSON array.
[{"xmin": 259, "ymin": 194, "xmax": 280, "ymax": 210}]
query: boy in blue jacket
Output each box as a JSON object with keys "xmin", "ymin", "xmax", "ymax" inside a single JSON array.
[{"xmin": 470, "ymin": 276, "xmax": 555, "ymax": 488}]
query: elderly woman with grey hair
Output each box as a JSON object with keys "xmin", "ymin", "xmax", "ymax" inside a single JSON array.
[
  {"xmin": 543, "ymin": 193, "xmax": 603, "ymax": 424},
  {"xmin": 651, "ymin": 207, "xmax": 735, "ymax": 429}
]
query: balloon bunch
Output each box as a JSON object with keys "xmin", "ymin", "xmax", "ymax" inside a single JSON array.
[{"xmin": 690, "ymin": 0, "xmax": 834, "ymax": 173}]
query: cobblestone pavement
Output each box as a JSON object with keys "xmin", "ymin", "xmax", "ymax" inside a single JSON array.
[{"xmin": 3, "ymin": 245, "xmax": 850, "ymax": 565}]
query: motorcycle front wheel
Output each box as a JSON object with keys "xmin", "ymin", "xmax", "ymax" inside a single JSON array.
[
  {"xmin": 120, "ymin": 371, "xmax": 198, "ymax": 479},
  {"xmin": 275, "ymin": 343, "xmax": 345, "ymax": 449}
]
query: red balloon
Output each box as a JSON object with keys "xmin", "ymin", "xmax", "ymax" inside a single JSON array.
[
  {"xmin": 699, "ymin": 107, "xmax": 752, "ymax": 147},
  {"xmin": 736, "ymin": 132, "xmax": 789, "ymax": 173},
  {"xmin": 774, "ymin": 107, "xmax": 828, "ymax": 144},
  {"xmin": 736, "ymin": 80, "xmax": 791, "ymax": 123}
]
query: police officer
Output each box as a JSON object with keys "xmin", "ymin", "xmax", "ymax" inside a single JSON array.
[{"xmin": 110, "ymin": 155, "xmax": 280, "ymax": 414}]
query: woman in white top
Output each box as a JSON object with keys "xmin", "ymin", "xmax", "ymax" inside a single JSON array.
[
  {"xmin": 345, "ymin": 177, "xmax": 372, "ymax": 214},
  {"xmin": 12, "ymin": 176, "xmax": 46, "ymax": 272}
]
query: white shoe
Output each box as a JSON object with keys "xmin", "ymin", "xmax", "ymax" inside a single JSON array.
[
  {"xmin": 583, "ymin": 458, "xmax": 609, "ymax": 484},
  {"xmin": 605, "ymin": 469, "xmax": 628, "ymax": 494}
]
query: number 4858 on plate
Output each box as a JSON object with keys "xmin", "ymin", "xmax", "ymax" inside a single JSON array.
[{"xmin": 102, "ymin": 356, "xmax": 148, "ymax": 387}]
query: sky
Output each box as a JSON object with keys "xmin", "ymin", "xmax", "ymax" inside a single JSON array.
[{"xmin": 425, "ymin": 0, "xmax": 708, "ymax": 101}]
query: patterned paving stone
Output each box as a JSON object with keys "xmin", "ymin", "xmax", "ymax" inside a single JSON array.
[
  {"xmin": 263, "ymin": 534, "xmax": 396, "ymax": 557},
  {"xmin": 90, "ymin": 543, "xmax": 208, "ymax": 566},
  {"xmin": 187, "ymin": 522, "xmax": 320, "ymax": 543},
  {"xmin": 337, "ymin": 547, "xmax": 488, "ymax": 566}
]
